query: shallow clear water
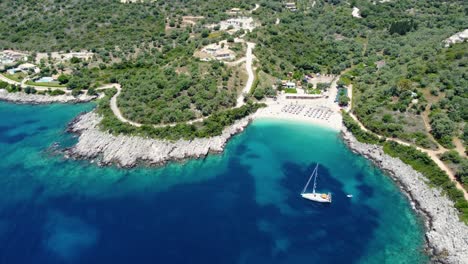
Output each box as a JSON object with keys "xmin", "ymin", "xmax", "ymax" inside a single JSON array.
[{"xmin": 0, "ymin": 102, "xmax": 428, "ymax": 264}]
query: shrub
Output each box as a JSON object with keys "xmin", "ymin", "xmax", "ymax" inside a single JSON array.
[
  {"xmin": 48, "ymin": 89, "xmax": 66, "ymax": 96},
  {"xmin": 0, "ymin": 81, "xmax": 8, "ymax": 89},
  {"xmin": 342, "ymin": 111, "xmax": 381, "ymax": 144},
  {"xmin": 24, "ymin": 86, "xmax": 37, "ymax": 94}
]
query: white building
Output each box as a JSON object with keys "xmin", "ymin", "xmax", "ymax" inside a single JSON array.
[
  {"xmin": 217, "ymin": 17, "xmax": 256, "ymax": 32},
  {"xmin": 201, "ymin": 43, "xmax": 235, "ymax": 60},
  {"xmin": 285, "ymin": 2, "xmax": 297, "ymax": 11}
]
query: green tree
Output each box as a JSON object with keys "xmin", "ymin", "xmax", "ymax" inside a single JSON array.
[
  {"xmin": 430, "ymin": 113, "xmax": 455, "ymax": 146},
  {"xmin": 0, "ymin": 81, "xmax": 8, "ymax": 89},
  {"xmin": 338, "ymin": 94, "xmax": 350, "ymax": 106},
  {"xmin": 70, "ymin": 57, "xmax": 81, "ymax": 64},
  {"xmin": 57, "ymin": 74, "xmax": 70, "ymax": 84},
  {"xmin": 24, "ymin": 86, "xmax": 37, "ymax": 94}
]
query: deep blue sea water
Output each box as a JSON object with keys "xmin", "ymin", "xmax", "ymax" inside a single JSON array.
[{"xmin": 0, "ymin": 101, "xmax": 428, "ymax": 264}]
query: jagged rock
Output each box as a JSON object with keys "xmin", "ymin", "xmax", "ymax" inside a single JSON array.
[
  {"xmin": 66, "ymin": 111, "xmax": 252, "ymax": 168},
  {"xmin": 0, "ymin": 89, "xmax": 95, "ymax": 104},
  {"xmin": 342, "ymin": 128, "xmax": 468, "ymax": 264},
  {"xmin": 444, "ymin": 29, "xmax": 468, "ymax": 48}
]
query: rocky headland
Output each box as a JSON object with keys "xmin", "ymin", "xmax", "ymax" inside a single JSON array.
[
  {"xmin": 342, "ymin": 129, "xmax": 468, "ymax": 264},
  {"xmin": 66, "ymin": 111, "xmax": 252, "ymax": 167},
  {"xmin": 0, "ymin": 89, "xmax": 95, "ymax": 104}
]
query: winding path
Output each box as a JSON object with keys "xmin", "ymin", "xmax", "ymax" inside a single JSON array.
[
  {"xmin": 106, "ymin": 84, "xmax": 207, "ymax": 128},
  {"xmin": 250, "ymin": 4, "xmax": 260, "ymax": 13},
  {"xmin": 340, "ymin": 69, "xmax": 467, "ymax": 200},
  {"xmin": 348, "ymin": 111, "xmax": 468, "ymax": 200},
  {"xmin": 107, "ymin": 40, "xmax": 256, "ymax": 127},
  {"xmin": 236, "ymin": 42, "xmax": 255, "ymax": 107},
  {"xmin": 107, "ymin": 84, "xmax": 141, "ymax": 127}
]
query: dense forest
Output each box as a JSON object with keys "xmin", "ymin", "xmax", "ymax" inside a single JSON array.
[
  {"xmin": 0, "ymin": 0, "xmax": 164, "ymax": 52},
  {"xmin": 252, "ymin": 3, "xmax": 365, "ymax": 76},
  {"xmin": 115, "ymin": 60, "xmax": 239, "ymax": 124},
  {"xmin": 1, "ymin": 0, "xmax": 466, "ymax": 153}
]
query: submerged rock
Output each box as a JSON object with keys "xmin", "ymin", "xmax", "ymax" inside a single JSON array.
[
  {"xmin": 66, "ymin": 111, "xmax": 252, "ymax": 168},
  {"xmin": 342, "ymin": 129, "xmax": 468, "ymax": 264}
]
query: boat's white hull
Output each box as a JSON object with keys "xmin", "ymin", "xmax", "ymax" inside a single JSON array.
[{"xmin": 301, "ymin": 193, "xmax": 332, "ymax": 203}]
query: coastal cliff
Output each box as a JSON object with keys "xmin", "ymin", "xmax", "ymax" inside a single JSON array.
[
  {"xmin": 342, "ymin": 129, "xmax": 468, "ymax": 264},
  {"xmin": 66, "ymin": 111, "xmax": 252, "ymax": 167},
  {"xmin": 0, "ymin": 89, "xmax": 95, "ymax": 104}
]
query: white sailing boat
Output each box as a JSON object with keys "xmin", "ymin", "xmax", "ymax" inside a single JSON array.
[{"xmin": 301, "ymin": 164, "xmax": 332, "ymax": 203}]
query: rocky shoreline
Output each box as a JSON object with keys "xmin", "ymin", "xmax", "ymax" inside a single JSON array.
[
  {"xmin": 0, "ymin": 89, "xmax": 95, "ymax": 104},
  {"xmin": 342, "ymin": 129, "xmax": 468, "ymax": 264},
  {"xmin": 65, "ymin": 111, "xmax": 252, "ymax": 167},
  {"xmin": 63, "ymin": 109, "xmax": 468, "ymax": 263}
]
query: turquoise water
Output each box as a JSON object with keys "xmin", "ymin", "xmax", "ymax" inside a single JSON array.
[{"xmin": 0, "ymin": 101, "xmax": 428, "ymax": 263}]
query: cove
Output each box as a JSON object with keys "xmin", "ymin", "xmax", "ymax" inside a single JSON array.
[{"xmin": 0, "ymin": 102, "xmax": 428, "ymax": 263}]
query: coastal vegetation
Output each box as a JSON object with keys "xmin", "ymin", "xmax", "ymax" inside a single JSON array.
[
  {"xmin": 96, "ymin": 89, "xmax": 264, "ymax": 140},
  {"xmin": 342, "ymin": 111, "xmax": 381, "ymax": 144},
  {"xmin": 440, "ymin": 150, "xmax": 468, "ymax": 190},
  {"xmin": 383, "ymin": 142, "xmax": 468, "ymax": 223},
  {"xmin": 114, "ymin": 60, "xmax": 240, "ymax": 124},
  {"xmin": 343, "ymin": 111, "xmax": 468, "ymax": 223}
]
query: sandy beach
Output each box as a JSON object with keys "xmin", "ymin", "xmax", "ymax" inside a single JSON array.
[
  {"xmin": 254, "ymin": 101, "xmax": 342, "ymax": 131},
  {"xmin": 253, "ymin": 89, "xmax": 343, "ymax": 132}
]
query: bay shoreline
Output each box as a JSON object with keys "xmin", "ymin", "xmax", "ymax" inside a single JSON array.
[
  {"xmin": 0, "ymin": 89, "xmax": 95, "ymax": 104},
  {"xmin": 67, "ymin": 111, "xmax": 468, "ymax": 263},
  {"xmin": 342, "ymin": 129, "xmax": 468, "ymax": 264},
  {"xmin": 2, "ymin": 92, "xmax": 467, "ymax": 263}
]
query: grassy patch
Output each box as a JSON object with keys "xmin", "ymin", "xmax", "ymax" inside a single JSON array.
[
  {"xmin": 338, "ymin": 74, "xmax": 352, "ymax": 86},
  {"xmin": 250, "ymin": 68, "xmax": 260, "ymax": 94},
  {"xmin": 25, "ymin": 81, "xmax": 66, "ymax": 88},
  {"xmin": 3, "ymin": 73, "xmax": 24, "ymax": 82},
  {"xmin": 306, "ymin": 88, "xmax": 321, "ymax": 95},
  {"xmin": 283, "ymin": 88, "xmax": 297, "ymax": 94},
  {"xmin": 208, "ymin": 32, "xmax": 223, "ymax": 39}
]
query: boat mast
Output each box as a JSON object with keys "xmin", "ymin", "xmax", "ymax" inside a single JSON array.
[
  {"xmin": 312, "ymin": 164, "xmax": 319, "ymax": 193},
  {"xmin": 302, "ymin": 164, "xmax": 319, "ymax": 194}
]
